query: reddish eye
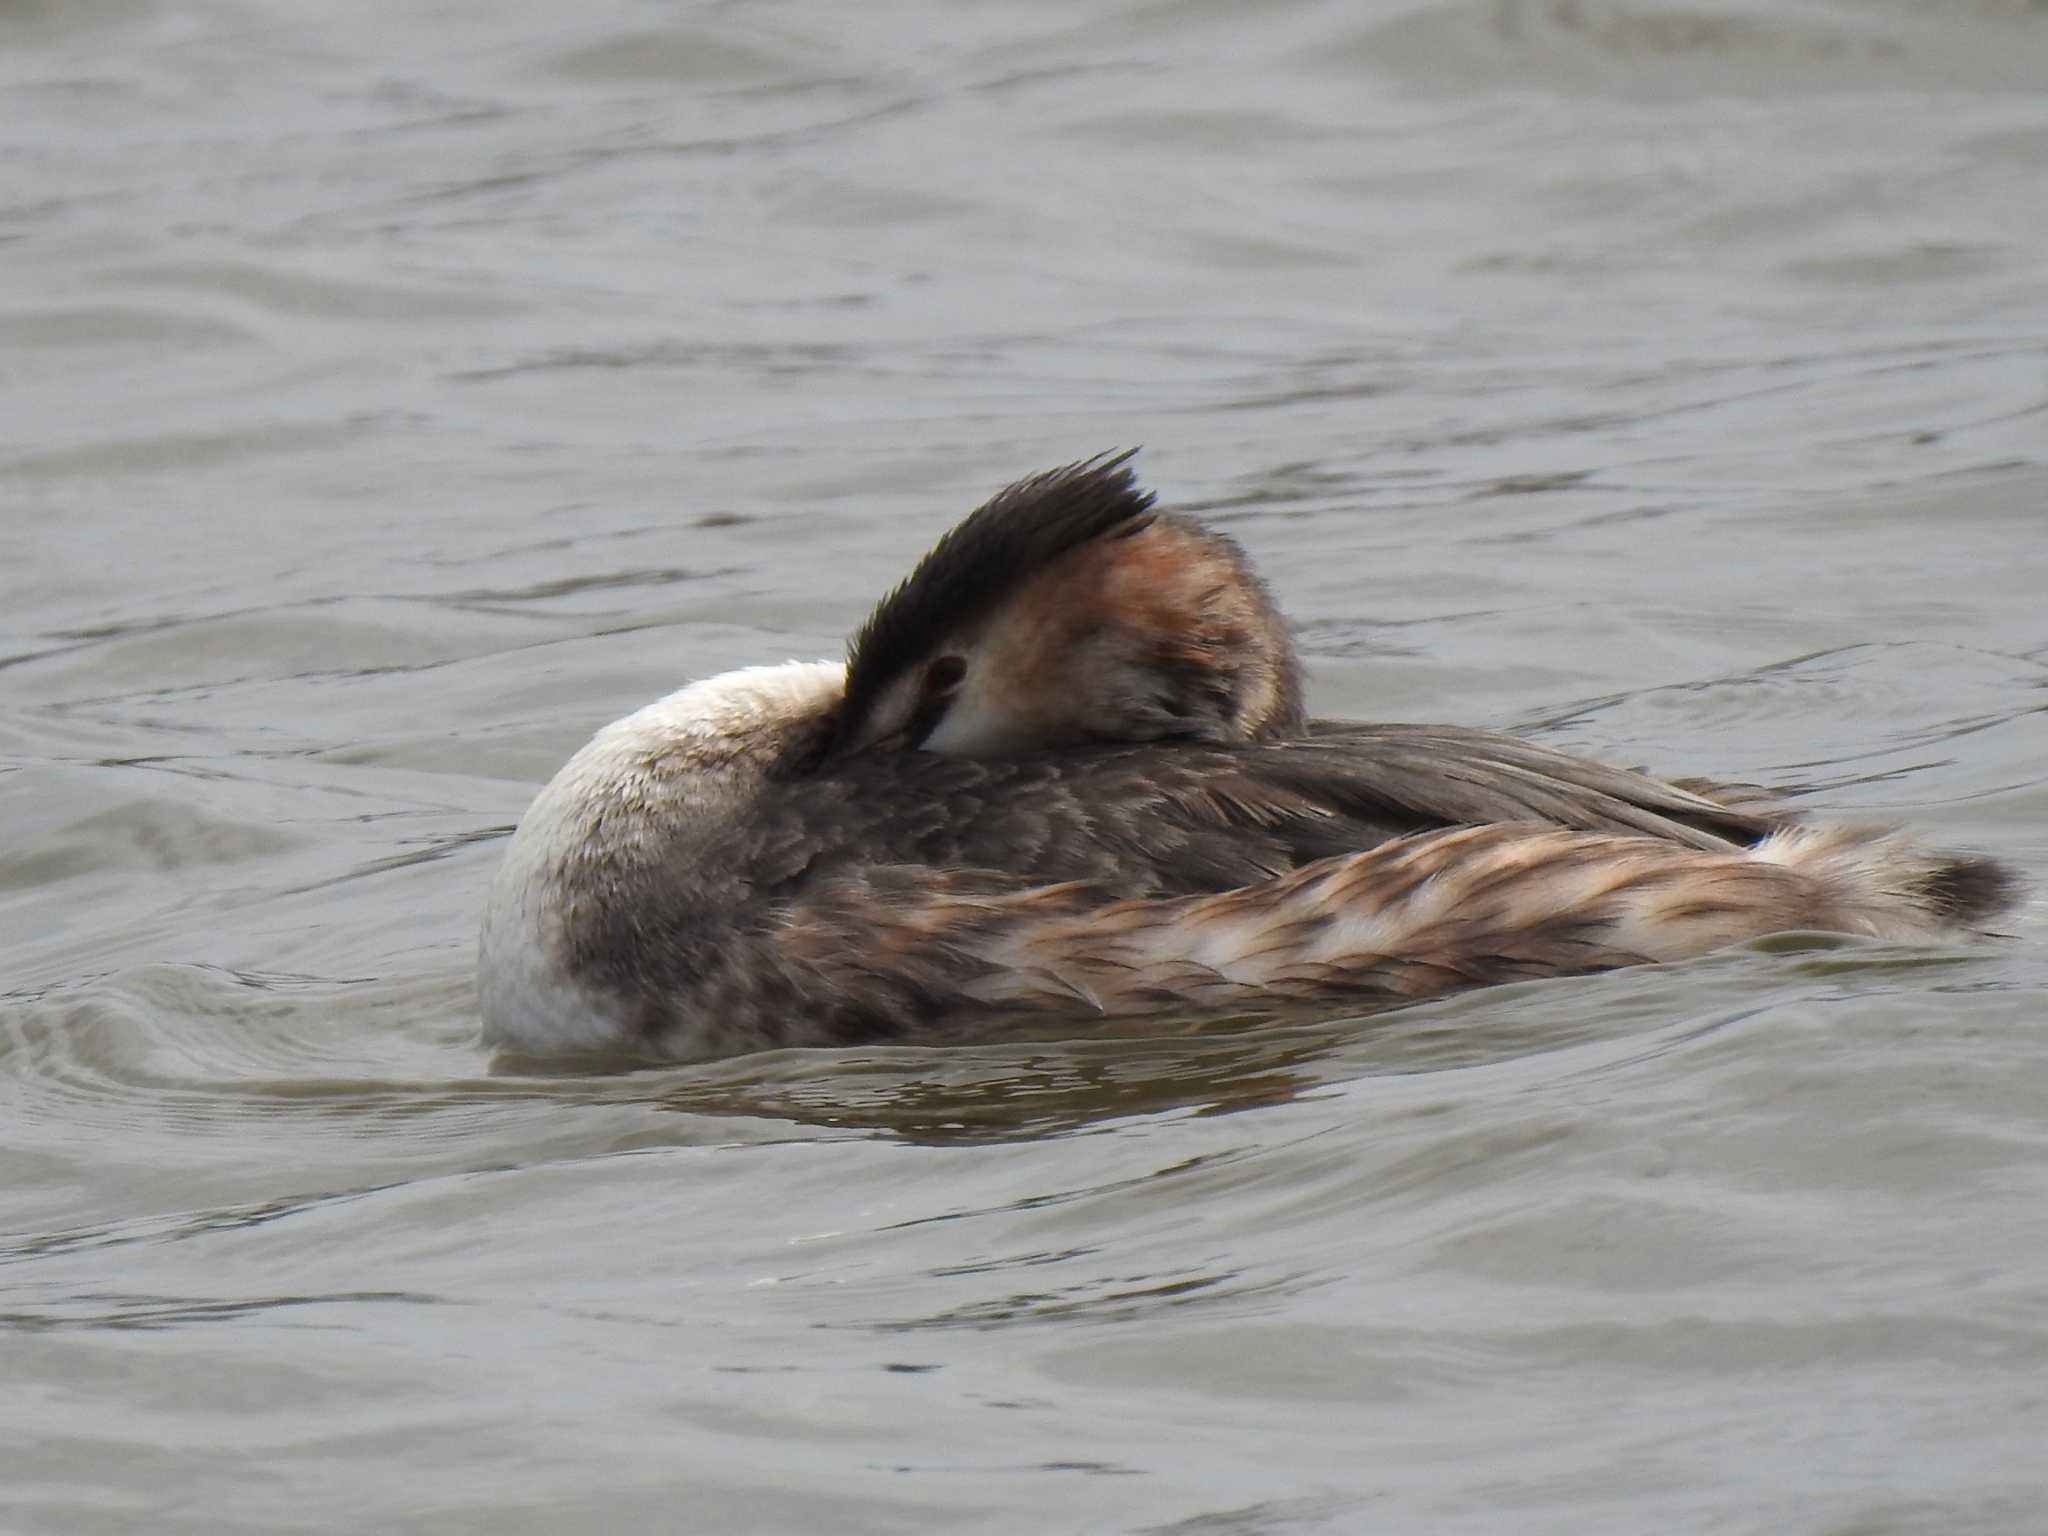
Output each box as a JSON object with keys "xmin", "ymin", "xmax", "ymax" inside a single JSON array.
[{"xmin": 924, "ymin": 655, "xmax": 966, "ymax": 694}]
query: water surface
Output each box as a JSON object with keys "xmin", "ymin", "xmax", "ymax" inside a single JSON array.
[{"xmin": 5, "ymin": 2, "xmax": 2048, "ymax": 1531}]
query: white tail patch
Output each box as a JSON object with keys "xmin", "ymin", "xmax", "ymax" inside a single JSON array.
[{"xmin": 1747, "ymin": 822, "xmax": 1972, "ymax": 939}]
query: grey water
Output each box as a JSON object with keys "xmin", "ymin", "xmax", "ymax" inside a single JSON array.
[{"xmin": 5, "ymin": 1, "xmax": 2048, "ymax": 1531}]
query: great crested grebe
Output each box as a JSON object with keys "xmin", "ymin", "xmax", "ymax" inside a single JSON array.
[{"xmin": 479, "ymin": 453, "xmax": 2017, "ymax": 1062}]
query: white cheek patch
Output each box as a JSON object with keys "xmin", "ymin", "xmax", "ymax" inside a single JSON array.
[{"xmin": 920, "ymin": 683, "xmax": 1035, "ymax": 756}]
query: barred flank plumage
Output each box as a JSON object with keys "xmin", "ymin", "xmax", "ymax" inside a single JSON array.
[{"xmin": 680, "ymin": 823, "xmax": 2016, "ymax": 1044}]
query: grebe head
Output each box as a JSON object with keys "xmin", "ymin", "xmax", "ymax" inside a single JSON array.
[{"xmin": 827, "ymin": 452, "xmax": 1304, "ymax": 760}]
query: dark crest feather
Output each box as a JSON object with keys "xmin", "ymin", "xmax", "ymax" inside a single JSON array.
[{"xmin": 828, "ymin": 450, "xmax": 1155, "ymax": 754}]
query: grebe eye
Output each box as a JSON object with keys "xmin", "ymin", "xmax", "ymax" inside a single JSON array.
[{"xmin": 924, "ymin": 655, "xmax": 966, "ymax": 694}]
